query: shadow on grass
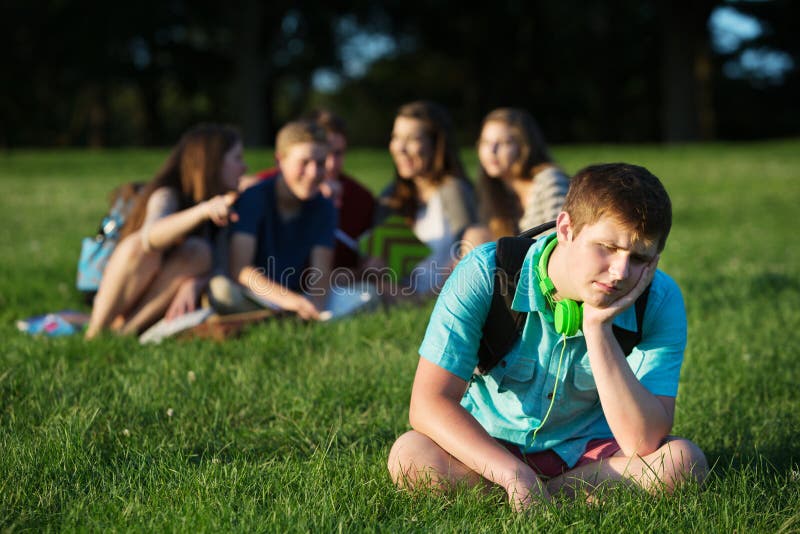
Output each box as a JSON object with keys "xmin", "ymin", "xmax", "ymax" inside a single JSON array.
[
  {"xmin": 704, "ymin": 443, "xmax": 800, "ymax": 475},
  {"xmin": 682, "ymin": 270, "xmax": 800, "ymax": 309}
]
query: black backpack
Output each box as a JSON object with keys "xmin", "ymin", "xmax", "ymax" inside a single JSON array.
[{"xmin": 476, "ymin": 221, "xmax": 650, "ymax": 374}]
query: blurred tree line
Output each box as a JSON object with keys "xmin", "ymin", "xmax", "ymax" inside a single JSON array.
[{"xmin": 1, "ymin": 0, "xmax": 797, "ymax": 147}]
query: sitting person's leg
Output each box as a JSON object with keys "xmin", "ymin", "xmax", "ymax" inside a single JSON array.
[
  {"xmin": 119, "ymin": 236, "xmax": 212, "ymax": 334},
  {"xmin": 206, "ymin": 274, "xmax": 265, "ymax": 314},
  {"xmin": 390, "ymin": 430, "xmax": 707, "ymax": 503},
  {"xmin": 85, "ymin": 231, "xmax": 162, "ymax": 339},
  {"xmin": 388, "ymin": 430, "xmax": 488, "ymax": 491},
  {"xmin": 546, "ymin": 436, "xmax": 708, "ymax": 498}
]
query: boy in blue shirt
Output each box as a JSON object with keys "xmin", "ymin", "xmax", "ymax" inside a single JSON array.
[
  {"xmin": 226, "ymin": 120, "xmax": 336, "ymax": 320},
  {"xmin": 388, "ymin": 163, "xmax": 707, "ymax": 510}
]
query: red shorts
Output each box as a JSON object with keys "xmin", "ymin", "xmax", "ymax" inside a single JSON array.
[{"xmin": 500, "ymin": 438, "xmax": 621, "ymax": 479}]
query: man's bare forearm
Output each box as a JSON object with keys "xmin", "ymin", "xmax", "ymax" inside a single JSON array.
[{"xmin": 583, "ymin": 322, "xmax": 673, "ymax": 456}]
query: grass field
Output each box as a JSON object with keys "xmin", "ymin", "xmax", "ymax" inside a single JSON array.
[{"xmin": 1, "ymin": 141, "xmax": 799, "ymax": 531}]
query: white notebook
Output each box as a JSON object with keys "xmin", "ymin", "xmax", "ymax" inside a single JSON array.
[
  {"xmin": 139, "ymin": 307, "xmax": 214, "ymax": 344},
  {"xmin": 320, "ymin": 283, "xmax": 379, "ymax": 321}
]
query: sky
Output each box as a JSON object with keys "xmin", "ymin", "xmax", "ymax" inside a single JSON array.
[{"xmin": 710, "ymin": 5, "xmax": 794, "ymax": 82}]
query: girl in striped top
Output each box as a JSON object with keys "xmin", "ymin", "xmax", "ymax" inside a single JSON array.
[{"xmin": 462, "ymin": 108, "xmax": 569, "ymax": 253}]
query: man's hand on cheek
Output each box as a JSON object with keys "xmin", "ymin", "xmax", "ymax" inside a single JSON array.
[{"xmin": 583, "ymin": 255, "xmax": 659, "ymax": 328}]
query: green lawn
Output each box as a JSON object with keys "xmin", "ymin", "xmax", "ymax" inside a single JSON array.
[{"xmin": 1, "ymin": 141, "xmax": 799, "ymax": 531}]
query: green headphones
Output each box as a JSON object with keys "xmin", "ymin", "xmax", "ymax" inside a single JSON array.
[{"xmin": 536, "ymin": 235, "xmax": 583, "ymax": 336}]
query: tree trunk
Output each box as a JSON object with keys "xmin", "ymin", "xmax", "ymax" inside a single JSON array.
[
  {"xmin": 233, "ymin": 0, "xmax": 267, "ymax": 146},
  {"xmin": 659, "ymin": 0, "xmax": 716, "ymax": 142}
]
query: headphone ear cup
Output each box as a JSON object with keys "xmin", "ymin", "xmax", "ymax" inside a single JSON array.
[{"xmin": 554, "ymin": 299, "xmax": 583, "ymax": 336}]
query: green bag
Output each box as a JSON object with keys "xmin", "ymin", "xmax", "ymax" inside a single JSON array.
[{"xmin": 358, "ymin": 215, "xmax": 431, "ymax": 282}]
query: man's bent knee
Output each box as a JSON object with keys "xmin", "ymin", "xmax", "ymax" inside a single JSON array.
[
  {"xmin": 657, "ymin": 437, "xmax": 708, "ymax": 491},
  {"xmin": 387, "ymin": 430, "xmax": 449, "ymax": 490},
  {"xmin": 387, "ymin": 431, "xmax": 422, "ymax": 487}
]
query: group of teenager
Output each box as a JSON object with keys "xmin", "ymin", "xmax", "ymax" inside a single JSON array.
[{"xmin": 82, "ymin": 100, "xmax": 708, "ymax": 511}]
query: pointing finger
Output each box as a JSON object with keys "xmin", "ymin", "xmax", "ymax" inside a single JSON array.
[{"xmin": 224, "ymin": 191, "xmax": 239, "ymax": 207}]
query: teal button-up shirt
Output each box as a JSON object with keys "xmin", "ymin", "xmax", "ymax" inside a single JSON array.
[{"xmin": 418, "ymin": 234, "xmax": 687, "ymax": 467}]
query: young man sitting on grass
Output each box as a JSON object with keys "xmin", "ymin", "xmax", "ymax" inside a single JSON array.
[
  {"xmin": 387, "ymin": 163, "xmax": 708, "ymax": 510},
  {"xmin": 240, "ymin": 109, "xmax": 376, "ymax": 274},
  {"xmin": 211, "ymin": 119, "xmax": 336, "ymax": 320}
]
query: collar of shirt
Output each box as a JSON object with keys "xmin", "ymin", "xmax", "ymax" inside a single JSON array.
[{"xmin": 510, "ymin": 232, "xmax": 553, "ymax": 317}]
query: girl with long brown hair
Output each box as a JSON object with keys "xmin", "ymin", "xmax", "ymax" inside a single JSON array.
[
  {"xmin": 463, "ymin": 108, "xmax": 569, "ymax": 251},
  {"xmin": 85, "ymin": 123, "xmax": 246, "ymax": 339},
  {"xmin": 376, "ymin": 100, "xmax": 477, "ymax": 296}
]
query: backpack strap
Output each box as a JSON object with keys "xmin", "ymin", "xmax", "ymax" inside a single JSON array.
[
  {"xmin": 476, "ymin": 237, "xmax": 534, "ymax": 373},
  {"xmin": 477, "ymin": 221, "xmax": 556, "ymax": 373},
  {"xmin": 476, "ymin": 220, "xmax": 651, "ymax": 374}
]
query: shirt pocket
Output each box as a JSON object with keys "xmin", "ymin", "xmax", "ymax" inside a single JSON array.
[
  {"xmin": 571, "ymin": 353, "xmax": 597, "ymax": 392},
  {"xmin": 491, "ymin": 356, "xmax": 536, "ymax": 392}
]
